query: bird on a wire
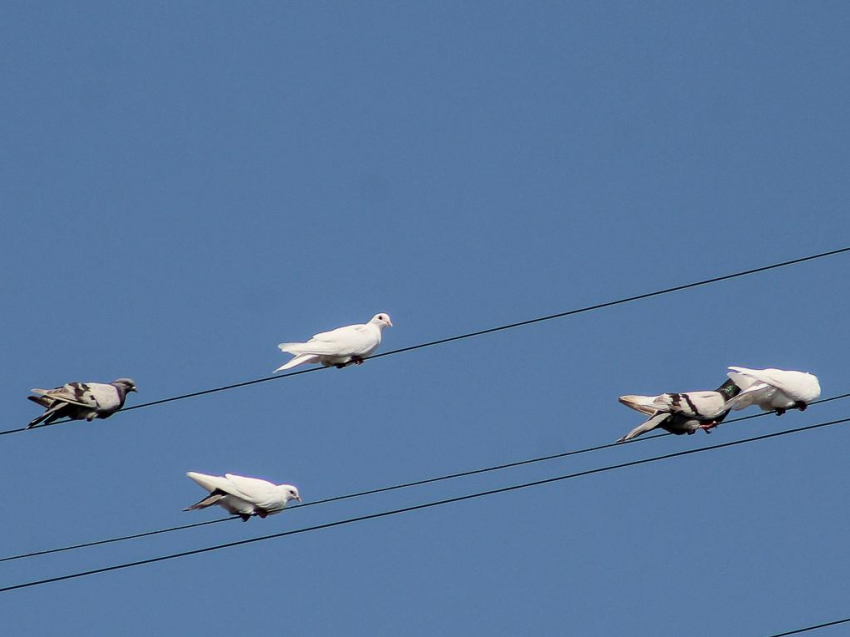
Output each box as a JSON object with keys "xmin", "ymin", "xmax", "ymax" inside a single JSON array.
[
  {"xmin": 26, "ymin": 378, "xmax": 138, "ymax": 429},
  {"xmin": 725, "ymin": 366, "xmax": 821, "ymax": 416},
  {"xmin": 274, "ymin": 313, "xmax": 393, "ymax": 372},
  {"xmin": 184, "ymin": 472, "xmax": 301, "ymax": 521},
  {"xmin": 616, "ymin": 378, "xmax": 742, "ymax": 442}
]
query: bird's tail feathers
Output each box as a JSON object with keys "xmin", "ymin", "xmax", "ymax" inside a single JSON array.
[
  {"xmin": 277, "ymin": 342, "xmax": 307, "ymax": 354},
  {"xmin": 184, "ymin": 491, "xmax": 226, "ymax": 511},
  {"xmin": 274, "ymin": 353, "xmax": 319, "ymax": 372},
  {"xmin": 27, "ymin": 395, "xmax": 52, "ymax": 408},
  {"xmin": 186, "ymin": 471, "xmax": 223, "ymax": 493},
  {"xmin": 617, "ymin": 395, "xmax": 659, "ymax": 416},
  {"xmin": 26, "ymin": 401, "xmax": 66, "ymax": 429}
]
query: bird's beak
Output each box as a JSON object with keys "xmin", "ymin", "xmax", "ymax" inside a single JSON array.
[
  {"xmin": 295, "ymin": 495, "xmax": 302, "ymax": 503},
  {"xmin": 387, "ymin": 319, "xmax": 393, "ymax": 327}
]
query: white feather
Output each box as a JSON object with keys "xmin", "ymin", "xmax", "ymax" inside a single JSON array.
[
  {"xmin": 185, "ymin": 472, "xmax": 300, "ymax": 519},
  {"xmin": 274, "ymin": 313, "xmax": 392, "ymax": 372},
  {"xmin": 725, "ymin": 367, "xmax": 821, "ymax": 412}
]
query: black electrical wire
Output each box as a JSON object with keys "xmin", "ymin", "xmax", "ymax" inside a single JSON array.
[
  {"xmin": 763, "ymin": 616, "xmax": 850, "ymax": 636},
  {"xmin": 4, "ymin": 392, "xmax": 849, "ymax": 564},
  {"xmin": 0, "ymin": 516, "xmax": 240, "ymax": 564},
  {"xmin": 2, "ymin": 414, "xmax": 847, "ymax": 594},
  {"xmin": 6, "ymin": 245, "xmax": 848, "ymax": 438},
  {"xmin": 298, "ymin": 392, "xmax": 850, "ymax": 509}
]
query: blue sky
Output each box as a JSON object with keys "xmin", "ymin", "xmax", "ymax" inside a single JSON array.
[{"xmin": 2, "ymin": 2, "xmax": 849, "ymax": 635}]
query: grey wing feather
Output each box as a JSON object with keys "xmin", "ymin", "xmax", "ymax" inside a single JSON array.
[
  {"xmin": 184, "ymin": 490, "xmax": 227, "ymax": 511},
  {"xmin": 27, "ymin": 395, "xmax": 53, "ymax": 408},
  {"xmin": 617, "ymin": 412, "xmax": 670, "ymax": 443},
  {"xmin": 30, "ymin": 385, "xmax": 92, "ymax": 408}
]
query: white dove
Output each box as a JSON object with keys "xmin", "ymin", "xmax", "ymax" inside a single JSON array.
[
  {"xmin": 275, "ymin": 313, "xmax": 393, "ymax": 372},
  {"xmin": 26, "ymin": 378, "xmax": 138, "ymax": 429},
  {"xmin": 616, "ymin": 379, "xmax": 742, "ymax": 442},
  {"xmin": 184, "ymin": 472, "xmax": 301, "ymax": 521},
  {"xmin": 725, "ymin": 366, "xmax": 821, "ymax": 415}
]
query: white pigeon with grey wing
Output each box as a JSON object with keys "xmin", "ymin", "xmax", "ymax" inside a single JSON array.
[
  {"xmin": 616, "ymin": 379, "xmax": 742, "ymax": 442},
  {"xmin": 27, "ymin": 378, "xmax": 138, "ymax": 429},
  {"xmin": 725, "ymin": 366, "xmax": 821, "ymax": 415},
  {"xmin": 275, "ymin": 313, "xmax": 393, "ymax": 372},
  {"xmin": 184, "ymin": 472, "xmax": 301, "ymax": 521}
]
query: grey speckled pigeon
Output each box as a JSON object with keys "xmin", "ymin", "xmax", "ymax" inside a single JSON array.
[
  {"xmin": 184, "ymin": 472, "xmax": 301, "ymax": 521},
  {"xmin": 275, "ymin": 313, "xmax": 393, "ymax": 372},
  {"xmin": 616, "ymin": 379, "xmax": 741, "ymax": 442},
  {"xmin": 725, "ymin": 366, "xmax": 821, "ymax": 415},
  {"xmin": 26, "ymin": 378, "xmax": 137, "ymax": 429}
]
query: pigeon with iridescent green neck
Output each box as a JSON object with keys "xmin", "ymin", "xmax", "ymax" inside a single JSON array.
[{"xmin": 616, "ymin": 379, "xmax": 742, "ymax": 442}]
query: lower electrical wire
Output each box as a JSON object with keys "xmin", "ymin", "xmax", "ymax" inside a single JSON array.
[{"xmin": 1, "ymin": 414, "xmax": 847, "ymax": 594}]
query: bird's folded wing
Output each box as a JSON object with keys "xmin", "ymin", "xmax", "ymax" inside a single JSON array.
[
  {"xmin": 224, "ymin": 474, "xmax": 276, "ymax": 502},
  {"xmin": 674, "ymin": 392, "xmax": 725, "ymax": 418},
  {"xmin": 291, "ymin": 326, "xmax": 374, "ymax": 357},
  {"xmin": 742, "ymin": 369, "xmax": 805, "ymax": 396},
  {"xmin": 281, "ymin": 340, "xmax": 355, "ymax": 356},
  {"xmin": 728, "ymin": 366, "xmax": 800, "ymax": 391},
  {"xmin": 311, "ymin": 323, "xmax": 365, "ymax": 342},
  {"xmin": 29, "ymin": 387, "xmax": 92, "ymax": 408},
  {"xmin": 187, "ymin": 472, "xmax": 233, "ymax": 494}
]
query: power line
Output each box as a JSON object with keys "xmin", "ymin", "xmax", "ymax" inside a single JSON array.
[
  {"xmin": 0, "ymin": 516, "xmax": 239, "ymax": 564},
  {"xmin": 4, "ymin": 392, "xmax": 849, "ymax": 564},
  {"xmin": 764, "ymin": 616, "xmax": 850, "ymax": 636},
  {"xmin": 0, "ymin": 364, "xmax": 323, "ymax": 438},
  {"xmin": 2, "ymin": 414, "xmax": 847, "ymax": 594},
  {"xmin": 298, "ymin": 393, "xmax": 850, "ymax": 508},
  {"xmin": 6, "ymin": 245, "xmax": 849, "ymax": 439},
  {"xmin": 365, "ymin": 246, "xmax": 850, "ymax": 362}
]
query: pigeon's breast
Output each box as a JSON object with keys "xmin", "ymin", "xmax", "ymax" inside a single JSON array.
[
  {"xmin": 87, "ymin": 384, "xmax": 122, "ymax": 411},
  {"xmin": 220, "ymin": 495, "xmax": 259, "ymax": 516}
]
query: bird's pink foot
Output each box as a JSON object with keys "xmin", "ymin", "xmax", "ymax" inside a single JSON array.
[{"xmin": 698, "ymin": 421, "xmax": 717, "ymax": 433}]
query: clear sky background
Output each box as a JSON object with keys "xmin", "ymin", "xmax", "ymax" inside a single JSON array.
[{"xmin": 2, "ymin": 2, "xmax": 849, "ymax": 635}]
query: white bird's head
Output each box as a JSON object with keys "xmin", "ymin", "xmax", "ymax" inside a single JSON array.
[
  {"xmin": 281, "ymin": 485, "xmax": 302, "ymax": 504},
  {"xmin": 370, "ymin": 313, "xmax": 393, "ymax": 328}
]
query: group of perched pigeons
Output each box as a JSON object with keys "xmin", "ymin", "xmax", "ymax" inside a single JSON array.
[
  {"xmin": 616, "ymin": 366, "xmax": 821, "ymax": 442},
  {"xmin": 25, "ymin": 311, "xmax": 820, "ymax": 521},
  {"xmin": 25, "ymin": 313, "xmax": 394, "ymax": 521}
]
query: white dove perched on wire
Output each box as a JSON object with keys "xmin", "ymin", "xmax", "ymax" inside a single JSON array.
[
  {"xmin": 26, "ymin": 378, "xmax": 137, "ymax": 429},
  {"xmin": 274, "ymin": 313, "xmax": 393, "ymax": 372},
  {"xmin": 184, "ymin": 472, "xmax": 301, "ymax": 521},
  {"xmin": 725, "ymin": 366, "xmax": 821, "ymax": 415},
  {"xmin": 616, "ymin": 378, "xmax": 742, "ymax": 442}
]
